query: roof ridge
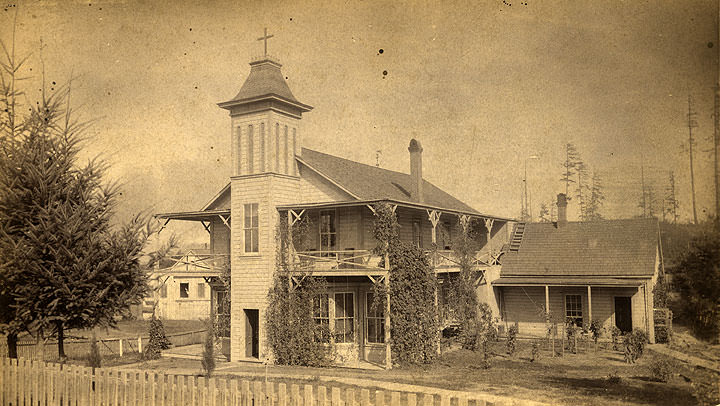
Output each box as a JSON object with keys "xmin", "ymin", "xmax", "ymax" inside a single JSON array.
[{"xmin": 301, "ymin": 147, "xmax": 410, "ymax": 177}]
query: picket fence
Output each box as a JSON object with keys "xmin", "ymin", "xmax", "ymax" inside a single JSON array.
[
  {"xmin": 0, "ymin": 330, "xmax": 206, "ymax": 361},
  {"xmin": 0, "ymin": 357, "xmax": 524, "ymax": 406}
]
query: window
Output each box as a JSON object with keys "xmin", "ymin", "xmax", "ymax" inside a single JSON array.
[
  {"xmin": 565, "ymin": 294, "xmax": 583, "ymax": 326},
  {"xmin": 197, "ymin": 283, "xmax": 205, "ymax": 298},
  {"xmin": 180, "ymin": 283, "xmax": 189, "ymax": 298},
  {"xmin": 247, "ymin": 124, "xmax": 254, "ymax": 173},
  {"xmin": 334, "ymin": 292, "xmax": 354, "ymax": 343},
  {"xmin": 319, "ymin": 210, "xmax": 337, "ymax": 253},
  {"xmin": 366, "ymin": 293, "xmax": 385, "ymax": 343},
  {"xmin": 244, "ymin": 203, "xmax": 259, "ymax": 253},
  {"xmin": 441, "ymin": 221, "xmax": 452, "ymax": 250},
  {"xmin": 313, "ymin": 294, "xmax": 330, "ymax": 342},
  {"xmin": 160, "ymin": 284, "xmax": 167, "ymax": 298},
  {"xmin": 412, "ymin": 219, "xmax": 422, "ymax": 248}
]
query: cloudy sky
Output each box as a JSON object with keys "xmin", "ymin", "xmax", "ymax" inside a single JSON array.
[{"xmin": 1, "ymin": 0, "xmax": 717, "ymax": 244}]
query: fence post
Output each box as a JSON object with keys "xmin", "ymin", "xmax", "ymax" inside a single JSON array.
[
  {"xmin": 254, "ymin": 380, "xmax": 265, "ymax": 406},
  {"xmin": 423, "ymin": 393, "xmax": 433, "ymax": 406},
  {"xmin": 407, "ymin": 393, "xmax": 417, "ymax": 406},
  {"xmin": 317, "ymin": 385, "xmax": 327, "ymax": 406},
  {"xmin": 360, "ymin": 389, "xmax": 370, "ymax": 406},
  {"xmin": 376, "ymin": 390, "xmax": 385, "ymax": 406},
  {"xmin": 346, "ymin": 388, "xmax": 356, "ymax": 406},
  {"xmin": 304, "ymin": 384, "xmax": 314, "ymax": 406},
  {"xmin": 331, "ymin": 387, "xmax": 341, "ymax": 406},
  {"xmin": 278, "ymin": 382, "xmax": 287, "ymax": 406},
  {"xmin": 119, "ymin": 338, "xmax": 123, "ymax": 357},
  {"xmin": 290, "ymin": 384, "xmax": 300, "ymax": 406},
  {"xmin": 139, "ymin": 336, "xmax": 143, "ymax": 354},
  {"xmin": 390, "ymin": 392, "xmax": 400, "ymax": 406}
]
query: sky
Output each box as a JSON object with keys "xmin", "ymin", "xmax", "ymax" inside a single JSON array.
[{"xmin": 1, "ymin": 0, "xmax": 718, "ymax": 245}]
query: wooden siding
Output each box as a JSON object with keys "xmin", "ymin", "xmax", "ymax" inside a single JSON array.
[
  {"xmin": 297, "ymin": 165, "xmax": 355, "ymax": 203},
  {"xmin": 210, "ymin": 219, "xmax": 231, "ymax": 255},
  {"xmin": 230, "ymin": 173, "xmax": 301, "ymax": 362},
  {"xmin": 500, "ymin": 285, "xmax": 651, "ymax": 338}
]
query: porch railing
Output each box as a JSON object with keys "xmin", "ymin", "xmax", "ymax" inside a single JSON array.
[
  {"xmin": 426, "ymin": 248, "xmax": 503, "ymax": 270},
  {"xmin": 295, "ymin": 250, "xmax": 384, "ymax": 272},
  {"xmin": 161, "ymin": 253, "xmax": 230, "ymax": 274}
]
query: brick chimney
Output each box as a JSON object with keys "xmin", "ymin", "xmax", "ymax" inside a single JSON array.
[
  {"xmin": 408, "ymin": 139, "xmax": 424, "ymax": 203},
  {"xmin": 557, "ymin": 193, "xmax": 568, "ymax": 227}
]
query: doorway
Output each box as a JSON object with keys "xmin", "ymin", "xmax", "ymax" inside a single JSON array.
[
  {"xmin": 244, "ymin": 309, "xmax": 259, "ymax": 358},
  {"xmin": 614, "ymin": 297, "xmax": 632, "ymax": 333}
]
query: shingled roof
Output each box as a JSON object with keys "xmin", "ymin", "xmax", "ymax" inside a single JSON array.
[
  {"xmin": 500, "ymin": 218, "xmax": 659, "ymax": 278},
  {"xmin": 229, "ymin": 58, "xmax": 301, "ymax": 104},
  {"xmin": 299, "ymin": 148, "xmax": 480, "ymax": 214}
]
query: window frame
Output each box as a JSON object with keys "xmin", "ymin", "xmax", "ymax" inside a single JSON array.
[
  {"xmin": 365, "ymin": 292, "xmax": 385, "ymax": 344},
  {"xmin": 565, "ymin": 294, "xmax": 583, "ymax": 327},
  {"xmin": 179, "ymin": 282, "xmax": 190, "ymax": 298},
  {"xmin": 333, "ymin": 292, "xmax": 355, "ymax": 343},
  {"xmin": 313, "ymin": 293, "xmax": 330, "ymax": 342},
  {"xmin": 197, "ymin": 283, "xmax": 205, "ymax": 298},
  {"xmin": 243, "ymin": 203, "xmax": 259, "ymax": 253},
  {"xmin": 319, "ymin": 209, "xmax": 337, "ymax": 254}
]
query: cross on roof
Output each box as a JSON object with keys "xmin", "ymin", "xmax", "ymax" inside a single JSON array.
[{"xmin": 257, "ymin": 27, "xmax": 274, "ymax": 57}]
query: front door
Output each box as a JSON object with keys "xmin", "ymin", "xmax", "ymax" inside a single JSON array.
[
  {"xmin": 244, "ymin": 309, "xmax": 259, "ymax": 358},
  {"xmin": 614, "ymin": 297, "xmax": 632, "ymax": 333}
]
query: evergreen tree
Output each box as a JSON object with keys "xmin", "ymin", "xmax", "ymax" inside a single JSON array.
[
  {"xmin": 538, "ymin": 203, "xmax": 551, "ymax": 223},
  {"xmin": 665, "ymin": 171, "xmax": 680, "ymax": 223},
  {"xmin": 585, "ymin": 171, "xmax": 605, "ymax": 221},
  {"xmin": 560, "ymin": 143, "xmax": 581, "ymax": 197},
  {"xmin": 0, "ymin": 46, "xmax": 156, "ymax": 359}
]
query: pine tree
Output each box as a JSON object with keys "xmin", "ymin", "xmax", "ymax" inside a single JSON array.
[
  {"xmin": 585, "ymin": 171, "xmax": 605, "ymax": 221},
  {"xmin": 144, "ymin": 317, "xmax": 171, "ymax": 360},
  {"xmin": 665, "ymin": 171, "xmax": 680, "ymax": 223},
  {"xmin": 575, "ymin": 160, "xmax": 590, "ymax": 220},
  {"xmin": 560, "ymin": 143, "xmax": 581, "ymax": 197},
  {"xmin": 538, "ymin": 203, "xmax": 551, "ymax": 223}
]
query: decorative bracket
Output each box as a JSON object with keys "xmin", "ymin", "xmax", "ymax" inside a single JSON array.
[
  {"xmin": 366, "ymin": 204, "xmax": 377, "ymax": 215},
  {"xmin": 218, "ymin": 214, "xmax": 231, "ymax": 229},
  {"xmin": 483, "ymin": 218, "xmax": 495, "ymax": 233},
  {"xmin": 426, "ymin": 210, "xmax": 441, "ymax": 244},
  {"xmin": 459, "ymin": 215, "xmax": 471, "ymax": 234},
  {"xmin": 200, "ymin": 221, "xmax": 211, "ymax": 235},
  {"xmin": 289, "ymin": 209, "xmax": 306, "ymax": 226},
  {"xmin": 156, "ymin": 218, "xmax": 170, "ymax": 235}
]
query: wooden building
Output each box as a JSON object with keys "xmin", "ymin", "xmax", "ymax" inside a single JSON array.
[
  {"xmin": 493, "ymin": 194, "xmax": 662, "ymax": 343},
  {"xmin": 156, "ymin": 53, "xmax": 512, "ymax": 367}
]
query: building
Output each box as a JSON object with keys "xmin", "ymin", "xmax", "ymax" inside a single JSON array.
[
  {"xmin": 492, "ymin": 194, "xmax": 662, "ymax": 343},
  {"xmin": 142, "ymin": 249, "xmax": 221, "ymax": 321},
  {"xmin": 156, "ymin": 52, "xmax": 513, "ymax": 366}
]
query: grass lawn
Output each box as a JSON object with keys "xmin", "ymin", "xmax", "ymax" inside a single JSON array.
[
  {"xmin": 63, "ymin": 319, "xmax": 207, "ymax": 340},
  {"xmin": 140, "ymin": 340, "xmax": 715, "ymax": 406}
]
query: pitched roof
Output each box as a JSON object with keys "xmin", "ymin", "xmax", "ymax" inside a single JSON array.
[
  {"xmin": 299, "ymin": 148, "xmax": 480, "ymax": 214},
  {"xmin": 230, "ymin": 59, "xmax": 301, "ymax": 104},
  {"xmin": 500, "ymin": 218, "xmax": 659, "ymax": 278}
]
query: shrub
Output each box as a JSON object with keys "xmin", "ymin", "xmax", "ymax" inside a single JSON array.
[
  {"xmin": 87, "ymin": 333, "xmax": 102, "ymax": 369},
  {"xmin": 623, "ymin": 328, "xmax": 648, "ymax": 363},
  {"xmin": 144, "ymin": 317, "xmax": 171, "ymax": 360},
  {"xmin": 201, "ymin": 329, "xmax": 215, "ymax": 377},
  {"xmin": 648, "ymin": 356, "xmax": 676, "ymax": 382},
  {"xmin": 691, "ymin": 370, "xmax": 720, "ymax": 406},
  {"xmin": 530, "ymin": 340, "xmax": 540, "ymax": 362},
  {"xmin": 506, "ymin": 322, "xmax": 518, "ymax": 355},
  {"xmin": 655, "ymin": 325, "xmax": 671, "ymax": 344},
  {"xmin": 565, "ymin": 321, "xmax": 579, "ymax": 354},
  {"xmin": 610, "ymin": 326, "xmax": 622, "ymax": 350},
  {"xmin": 606, "ymin": 371, "xmax": 622, "ymax": 385},
  {"xmin": 588, "ymin": 320, "xmax": 602, "ymax": 345},
  {"xmin": 474, "ymin": 303, "xmax": 497, "ymax": 369}
]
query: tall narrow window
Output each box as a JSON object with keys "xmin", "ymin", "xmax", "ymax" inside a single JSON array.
[
  {"xmin": 197, "ymin": 283, "xmax": 205, "ymax": 298},
  {"xmin": 366, "ymin": 292, "xmax": 385, "ymax": 343},
  {"xmin": 179, "ymin": 283, "xmax": 189, "ymax": 298},
  {"xmin": 160, "ymin": 284, "xmax": 167, "ymax": 298},
  {"xmin": 441, "ymin": 221, "xmax": 452, "ymax": 250},
  {"xmin": 313, "ymin": 294, "xmax": 330, "ymax": 342},
  {"xmin": 334, "ymin": 292, "xmax": 354, "ymax": 343},
  {"xmin": 292, "ymin": 128, "xmax": 297, "ymax": 175},
  {"xmin": 244, "ymin": 203, "xmax": 259, "ymax": 253},
  {"xmin": 412, "ymin": 219, "xmax": 422, "ymax": 248},
  {"xmin": 319, "ymin": 210, "xmax": 336, "ymax": 253},
  {"xmin": 284, "ymin": 125, "xmax": 289, "ymax": 174},
  {"xmin": 247, "ymin": 125, "xmax": 254, "ymax": 173},
  {"xmin": 275, "ymin": 123, "xmax": 280, "ymax": 173},
  {"xmin": 259, "ymin": 122, "xmax": 265, "ymax": 172},
  {"xmin": 565, "ymin": 294, "xmax": 583, "ymax": 327},
  {"xmin": 236, "ymin": 126, "xmax": 242, "ymax": 175}
]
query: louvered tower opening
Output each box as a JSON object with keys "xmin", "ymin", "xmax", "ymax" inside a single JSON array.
[{"xmin": 509, "ymin": 222, "xmax": 526, "ymax": 252}]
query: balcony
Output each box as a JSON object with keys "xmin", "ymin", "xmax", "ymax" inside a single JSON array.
[
  {"xmin": 426, "ymin": 248, "xmax": 503, "ymax": 273},
  {"xmin": 293, "ymin": 250, "xmax": 386, "ymax": 276}
]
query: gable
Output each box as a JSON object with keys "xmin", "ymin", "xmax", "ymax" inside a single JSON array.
[
  {"xmin": 298, "ymin": 164, "xmax": 356, "ymax": 203},
  {"xmin": 203, "ymin": 184, "xmax": 231, "ymax": 211}
]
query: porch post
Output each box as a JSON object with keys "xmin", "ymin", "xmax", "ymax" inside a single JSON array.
[
  {"xmin": 587, "ymin": 285, "xmax": 592, "ymax": 324},
  {"xmin": 545, "ymin": 285, "xmax": 550, "ymax": 318},
  {"xmin": 287, "ymin": 211, "xmax": 294, "ymax": 290},
  {"xmin": 384, "ymin": 251, "xmax": 391, "ymax": 369}
]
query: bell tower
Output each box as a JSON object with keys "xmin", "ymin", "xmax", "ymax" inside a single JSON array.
[
  {"xmin": 218, "ymin": 32, "xmax": 312, "ymax": 176},
  {"xmin": 218, "ymin": 30, "xmax": 313, "ymax": 363}
]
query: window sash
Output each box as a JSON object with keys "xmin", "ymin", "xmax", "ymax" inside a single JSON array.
[
  {"xmin": 244, "ymin": 203, "xmax": 259, "ymax": 253},
  {"xmin": 319, "ymin": 210, "xmax": 337, "ymax": 252},
  {"xmin": 197, "ymin": 283, "xmax": 205, "ymax": 298},
  {"xmin": 366, "ymin": 293, "xmax": 385, "ymax": 343},
  {"xmin": 180, "ymin": 283, "xmax": 189, "ymax": 298},
  {"xmin": 565, "ymin": 294, "xmax": 583, "ymax": 325},
  {"xmin": 334, "ymin": 292, "xmax": 354, "ymax": 343}
]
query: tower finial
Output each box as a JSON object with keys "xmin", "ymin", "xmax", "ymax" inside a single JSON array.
[{"xmin": 257, "ymin": 27, "xmax": 274, "ymax": 57}]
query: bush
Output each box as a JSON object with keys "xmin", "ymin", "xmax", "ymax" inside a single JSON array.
[
  {"xmin": 623, "ymin": 328, "xmax": 648, "ymax": 363},
  {"xmin": 606, "ymin": 371, "xmax": 622, "ymax": 385},
  {"xmin": 565, "ymin": 321, "xmax": 579, "ymax": 354},
  {"xmin": 692, "ymin": 370, "xmax": 720, "ymax": 406},
  {"xmin": 506, "ymin": 322, "xmax": 518, "ymax": 355},
  {"xmin": 530, "ymin": 341, "xmax": 540, "ymax": 362},
  {"xmin": 144, "ymin": 317, "xmax": 171, "ymax": 360},
  {"xmin": 655, "ymin": 325, "xmax": 671, "ymax": 344},
  {"xmin": 87, "ymin": 333, "xmax": 102, "ymax": 369},
  {"xmin": 588, "ymin": 320, "xmax": 602, "ymax": 345},
  {"xmin": 648, "ymin": 356, "xmax": 676, "ymax": 382},
  {"xmin": 201, "ymin": 329, "xmax": 215, "ymax": 377},
  {"xmin": 610, "ymin": 326, "xmax": 622, "ymax": 350},
  {"xmin": 474, "ymin": 303, "xmax": 497, "ymax": 369}
]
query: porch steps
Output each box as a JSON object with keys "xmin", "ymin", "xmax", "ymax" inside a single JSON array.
[{"xmin": 509, "ymin": 222, "xmax": 526, "ymax": 251}]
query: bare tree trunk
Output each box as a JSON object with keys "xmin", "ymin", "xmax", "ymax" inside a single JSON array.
[
  {"xmin": 56, "ymin": 320, "xmax": 66, "ymax": 360},
  {"xmin": 6, "ymin": 333, "xmax": 18, "ymax": 359}
]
